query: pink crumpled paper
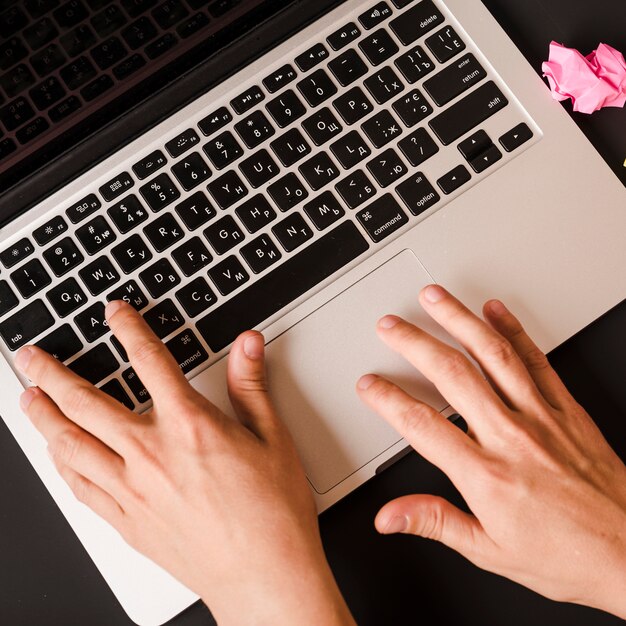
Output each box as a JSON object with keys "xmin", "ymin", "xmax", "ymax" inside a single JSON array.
[{"xmin": 542, "ymin": 41, "xmax": 626, "ymax": 114}]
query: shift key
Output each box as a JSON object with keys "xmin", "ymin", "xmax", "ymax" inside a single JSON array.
[{"xmin": 357, "ymin": 194, "xmax": 409, "ymax": 243}]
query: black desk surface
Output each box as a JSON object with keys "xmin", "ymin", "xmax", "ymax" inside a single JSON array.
[{"xmin": 1, "ymin": 1, "xmax": 625, "ymax": 624}]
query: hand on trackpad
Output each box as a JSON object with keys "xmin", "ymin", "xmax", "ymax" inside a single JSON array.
[{"xmin": 266, "ymin": 249, "xmax": 459, "ymax": 494}]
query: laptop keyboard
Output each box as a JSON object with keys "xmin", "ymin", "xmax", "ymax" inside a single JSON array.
[{"xmin": 0, "ymin": 0, "xmax": 538, "ymax": 411}]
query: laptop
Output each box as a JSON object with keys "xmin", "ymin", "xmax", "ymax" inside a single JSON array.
[{"xmin": 0, "ymin": 0, "xmax": 624, "ymax": 623}]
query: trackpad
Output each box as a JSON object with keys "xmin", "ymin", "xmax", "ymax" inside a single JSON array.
[{"xmin": 266, "ymin": 249, "xmax": 455, "ymax": 494}]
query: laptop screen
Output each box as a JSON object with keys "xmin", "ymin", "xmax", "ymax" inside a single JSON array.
[{"xmin": 0, "ymin": 0, "xmax": 295, "ymax": 208}]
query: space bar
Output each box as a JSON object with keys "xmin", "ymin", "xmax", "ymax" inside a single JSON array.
[{"xmin": 196, "ymin": 220, "xmax": 369, "ymax": 353}]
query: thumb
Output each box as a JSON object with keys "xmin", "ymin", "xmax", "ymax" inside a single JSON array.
[{"xmin": 375, "ymin": 494, "xmax": 489, "ymax": 560}]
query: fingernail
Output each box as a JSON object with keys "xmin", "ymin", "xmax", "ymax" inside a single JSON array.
[
  {"xmin": 358, "ymin": 374, "xmax": 377, "ymax": 390},
  {"xmin": 489, "ymin": 300, "xmax": 509, "ymax": 316},
  {"xmin": 378, "ymin": 315, "xmax": 400, "ymax": 329},
  {"xmin": 105, "ymin": 300, "xmax": 126, "ymax": 319},
  {"xmin": 383, "ymin": 515, "xmax": 408, "ymax": 535},
  {"xmin": 20, "ymin": 387, "xmax": 37, "ymax": 411},
  {"xmin": 423, "ymin": 284, "xmax": 446, "ymax": 303},
  {"xmin": 15, "ymin": 347, "xmax": 33, "ymax": 374},
  {"xmin": 243, "ymin": 334, "xmax": 264, "ymax": 360}
]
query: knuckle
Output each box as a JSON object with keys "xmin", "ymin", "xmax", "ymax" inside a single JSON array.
[
  {"xmin": 482, "ymin": 337, "xmax": 517, "ymax": 365},
  {"xmin": 68, "ymin": 472, "xmax": 90, "ymax": 504},
  {"xmin": 64, "ymin": 384, "xmax": 98, "ymax": 416},
  {"xmin": 400, "ymin": 403, "xmax": 431, "ymax": 435},
  {"xmin": 369, "ymin": 378, "xmax": 395, "ymax": 406},
  {"xmin": 418, "ymin": 501, "xmax": 446, "ymax": 542},
  {"xmin": 54, "ymin": 429, "xmax": 83, "ymax": 466},
  {"xmin": 521, "ymin": 346, "xmax": 551, "ymax": 372},
  {"xmin": 131, "ymin": 338, "xmax": 165, "ymax": 367},
  {"xmin": 231, "ymin": 374, "xmax": 268, "ymax": 394},
  {"xmin": 437, "ymin": 351, "xmax": 470, "ymax": 380}
]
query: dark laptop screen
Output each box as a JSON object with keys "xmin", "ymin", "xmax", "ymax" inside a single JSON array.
[{"xmin": 0, "ymin": 0, "xmax": 294, "ymax": 204}]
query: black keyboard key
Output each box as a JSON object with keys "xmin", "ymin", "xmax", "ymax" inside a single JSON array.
[
  {"xmin": 265, "ymin": 89, "xmax": 306, "ymax": 128},
  {"xmin": 53, "ymin": 0, "xmax": 88, "ymax": 29},
  {"xmin": 165, "ymin": 128, "xmax": 200, "ymax": 158},
  {"xmin": 394, "ymin": 45, "xmax": 435, "ymax": 84},
  {"xmin": 29, "ymin": 76, "xmax": 66, "ymax": 110},
  {"xmin": 76, "ymin": 216, "xmax": 117, "ymax": 255},
  {"xmin": 60, "ymin": 24, "xmax": 96, "ymax": 58},
  {"xmin": 335, "ymin": 170, "xmax": 376, "ymax": 209},
  {"xmin": 100, "ymin": 172, "xmax": 134, "ymax": 203},
  {"xmin": 0, "ymin": 7, "xmax": 28, "ymax": 38},
  {"xmin": 31, "ymin": 44, "xmax": 66, "ymax": 78},
  {"xmin": 302, "ymin": 107, "xmax": 343, "ymax": 146},
  {"xmin": 267, "ymin": 173, "xmax": 309, "ymax": 212},
  {"xmin": 359, "ymin": 2, "xmax": 393, "ymax": 29},
  {"xmin": 365, "ymin": 66, "xmax": 405, "ymax": 104},
  {"xmin": 197, "ymin": 221, "xmax": 368, "ymax": 352},
  {"xmin": 139, "ymin": 173, "xmax": 180, "ymax": 211},
  {"xmin": 207, "ymin": 170, "xmax": 248, "ymax": 210},
  {"xmin": 424, "ymin": 53, "xmax": 486, "ymax": 107},
  {"xmin": 272, "ymin": 213, "xmax": 313, "ymax": 252},
  {"xmin": 46, "ymin": 277, "xmax": 87, "ymax": 317},
  {"xmin": 0, "ymin": 280, "xmax": 19, "ymax": 317},
  {"xmin": 107, "ymin": 280, "xmax": 149, "ymax": 311},
  {"xmin": 92, "ymin": 5, "xmax": 127, "ymax": 37},
  {"xmin": 43, "ymin": 237, "xmax": 84, "ymax": 276},
  {"xmin": 48, "ymin": 95, "xmax": 81, "ymax": 122},
  {"xmin": 203, "ymin": 130, "xmax": 244, "ymax": 170},
  {"xmin": 391, "ymin": 0, "xmax": 416, "ymax": 8},
  {"xmin": 299, "ymin": 152, "xmax": 340, "ymax": 191},
  {"xmin": 23, "ymin": 19, "xmax": 58, "ymax": 52},
  {"xmin": 144, "ymin": 213, "xmax": 184, "ymax": 252},
  {"xmin": 99, "ymin": 379, "xmax": 134, "ymax": 410},
  {"xmin": 60, "ymin": 56, "xmax": 97, "ymax": 90},
  {"xmin": 367, "ymin": 148, "xmax": 408, "ymax": 187},
  {"xmin": 145, "ymin": 33, "xmax": 178, "ymax": 59},
  {"xmin": 0, "ymin": 64, "xmax": 35, "ymax": 98},
  {"xmin": 389, "ymin": 0, "xmax": 443, "ymax": 45},
  {"xmin": 107, "ymin": 195, "xmax": 149, "ymax": 234},
  {"xmin": 0, "ymin": 97, "xmax": 35, "ymax": 132},
  {"xmin": 110, "ymin": 334, "xmax": 127, "ymax": 363},
  {"xmin": 75, "ymin": 301, "xmax": 109, "ymax": 342},
  {"xmin": 263, "ymin": 64, "xmax": 297, "ymax": 93},
  {"xmin": 80, "ymin": 74, "xmax": 114, "ymax": 102},
  {"xmin": 429, "ymin": 81, "xmax": 508, "ymax": 145},
  {"xmin": 469, "ymin": 144, "xmax": 502, "ymax": 173},
  {"xmin": 333, "ymin": 87, "xmax": 374, "ymax": 125},
  {"xmin": 165, "ymin": 329, "xmax": 208, "ymax": 375},
  {"xmin": 198, "ymin": 106, "xmax": 232, "ymax": 136},
  {"xmin": 114, "ymin": 52, "xmax": 148, "ymax": 80},
  {"xmin": 37, "ymin": 324, "xmax": 82, "ymax": 362},
  {"xmin": 361, "ymin": 109, "xmax": 402, "ymax": 148},
  {"xmin": 270, "ymin": 128, "xmax": 311, "ymax": 167},
  {"xmin": 396, "ymin": 171, "xmax": 440, "ymax": 215},
  {"xmin": 121, "ymin": 16, "xmax": 157, "ymax": 49},
  {"xmin": 133, "ymin": 150, "xmax": 167, "ymax": 180},
  {"xmin": 327, "ymin": 22, "xmax": 360, "ymax": 51},
  {"xmin": 359, "ymin": 29, "xmax": 398, "ymax": 66},
  {"xmin": 0, "ymin": 138, "xmax": 17, "ymax": 160},
  {"xmin": 297, "ymin": 69, "xmax": 337, "ymax": 108},
  {"xmin": 122, "ymin": 0, "xmax": 159, "ymax": 19},
  {"xmin": 1, "ymin": 238, "xmax": 35, "ymax": 269},
  {"xmin": 437, "ymin": 164, "xmax": 471, "ymax": 194},
  {"xmin": 33, "ymin": 216, "xmax": 69, "ymax": 247},
  {"xmin": 68, "ymin": 343, "xmax": 119, "ymax": 385},
  {"xmin": 152, "ymin": 0, "xmax": 189, "ymax": 30},
  {"xmin": 357, "ymin": 193, "xmax": 408, "ymax": 243},
  {"xmin": 398, "ymin": 126, "xmax": 439, "ymax": 166},
  {"xmin": 177, "ymin": 12, "xmax": 210, "ymax": 38},
  {"xmin": 328, "ymin": 49, "xmax": 368, "ymax": 87},
  {"xmin": 11, "ymin": 259, "xmax": 51, "ymax": 298},
  {"xmin": 295, "ymin": 43, "xmax": 329, "ymax": 72},
  {"xmin": 499, "ymin": 122, "xmax": 533, "ymax": 152},
  {"xmin": 122, "ymin": 367, "xmax": 150, "ymax": 403},
  {"xmin": 207, "ymin": 255, "xmax": 249, "ymax": 296},
  {"xmin": 240, "ymin": 233, "xmax": 282, "ymax": 274},
  {"xmin": 231, "ymin": 85, "xmax": 264, "ymax": 115},
  {"xmin": 143, "ymin": 299, "xmax": 184, "ymax": 339},
  {"xmin": 139, "ymin": 258, "xmax": 180, "ymax": 298},
  {"xmin": 234, "ymin": 110, "xmax": 275, "ymax": 149},
  {"xmin": 239, "ymin": 149, "xmax": 279, "ymax": 188},
  {"xmin": 25, "ymin": 0, "xmax": 61, "ymax": 20},
  {"xmin": 304, "ymin": 191, "xmax": 345, "ymax": 231},
  {"xmin": 426, "ymin": 26, "xmax": 465, "ymax": 64},
  {"xmin": 79, "ymin": 256, "xmax": 120, "ymax": 295},
  {"xmin": 176, "ymin": 277, "xmax": 217, "ymax": 317},
  {"xmin": 457, "ymin": 129, "xmax": 491, "ymax": 160},
  {"xmin": 91, "ymin": 36, "xmax": 127, "ymax": 71},
  {"xmin": 393, "ymin": 89, "xmax": 433, "ymax": 127},
  {"xmin": 236, "ymin": 195, "xmax": 276, "ymax": 233},
  {"xmin": 175, "ymin": 191, "xmax": 216, "ymax": 231},
  {"xmin": 111, "ymin": 234, "xmax": 153, "ymax": 273},
  {"xmin": 204, "ymin": 214, "xmax": 245, "ymax": 255},
  {"xmin": 171, "ymin": 152, "xmax": 211, "ymax": 191},
  {"xmin": 171, "ymin": 237, "xmax": 212, "ymax": 276},
  {"xmin": 0, "ymin": 299, "xmax": 54, "ymax": 351},
  {"xmin": 16, "ymin": 117, "xmax": 50, "ymax": 145}
]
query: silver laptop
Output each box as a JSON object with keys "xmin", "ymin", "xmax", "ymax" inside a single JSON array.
[{"xmin": 0, "ymin": 0, "xmax": 624, "ymax": 623}]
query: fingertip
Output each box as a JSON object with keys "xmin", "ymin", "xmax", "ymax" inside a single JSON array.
[
  {"xmin": 242, "ymin": 331, "xmax": 265, "ymax": 361},
  {"xmin": 485, "ymin": 299, "xmax": 509, "ymax": 318},
  {"xmin": 420, "ymin": 284, "xmax": 447, "ymax": 304},
  {"xmin": 377, "ymin": 315, "xmax": 401, "ymax": 331},
  {"xmin": 357, "ymin": 373, "xmax": 378, "ymax": 391},
  {"xmin": 105, "ymin": 299, "xmax": 129, "ymax": 323},
  {"xmin": 375, "ymin": 506, "xmax": 408, "ymax": 535},
  {"xmin": 20, "ymin": 386, "xmax": 40, "ymax": 412}
]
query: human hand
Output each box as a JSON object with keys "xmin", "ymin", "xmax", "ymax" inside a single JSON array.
[
  {"xmin": 357, "ymin": 285, "xmax": 626, "ymax": 619},
  {"xmin": 16, "ymin": 300, "xmax": 354, "ymax": 626}
]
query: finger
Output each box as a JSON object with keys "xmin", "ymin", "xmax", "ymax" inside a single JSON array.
[
  {"xmin": 376, "ymin": 315, "xmax": 507, "ymax": 430},
  {"xmin": 55, "ymin": 462, "xmax": 126, "ymax": 530},
  {"xmin": 483, "ymin": 300, "xmax": 573, "ymax": 410},
  {"xmin": 375, "ymin": 494, "xmax": 493, "ymax": 563},
  {"xmin": 227, "ymin": 331, "xmax": 282, "ymax": 441},
  {"xmin": 15, "ymin": 348, "xmax": 135, "ymax": 455},
  {"xmin": 105, "ymin": 300, "xmax": 198, "ymax": 407},
  {"xmin": 21, "ymin": 387, "xmax": 127, "ymax": 498},
  {"xmin": 357, "ymin": 374, "xmax": 482, "ymax": 478},
  {"xmin": 417, "ymin": 285, "xmax": 546, "ymax": 412}
]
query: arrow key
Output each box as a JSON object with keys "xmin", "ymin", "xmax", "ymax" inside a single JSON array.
[
  {"xmin": 469, "ymin": 144, "xmax": 502, "ymax": 174},
  {"xmin": 437, "ymin": 164, "xmax": 471, "ymax": 195},
  {"xmin": 499, "ymin": 122, "xmax": 533, "ymax": 152},
  {"xmin": 458, "ymin": 129, "xmax": 491, "ymax": 160}
]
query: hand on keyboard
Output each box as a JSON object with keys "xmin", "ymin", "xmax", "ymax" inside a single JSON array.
[
  {"xmin": 357, "ymin": 285, "xmax": 626, "ymax": 620},
  {"xmin": 15, "ymin": 300, "xmax": 354, "ymax": 626}
]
